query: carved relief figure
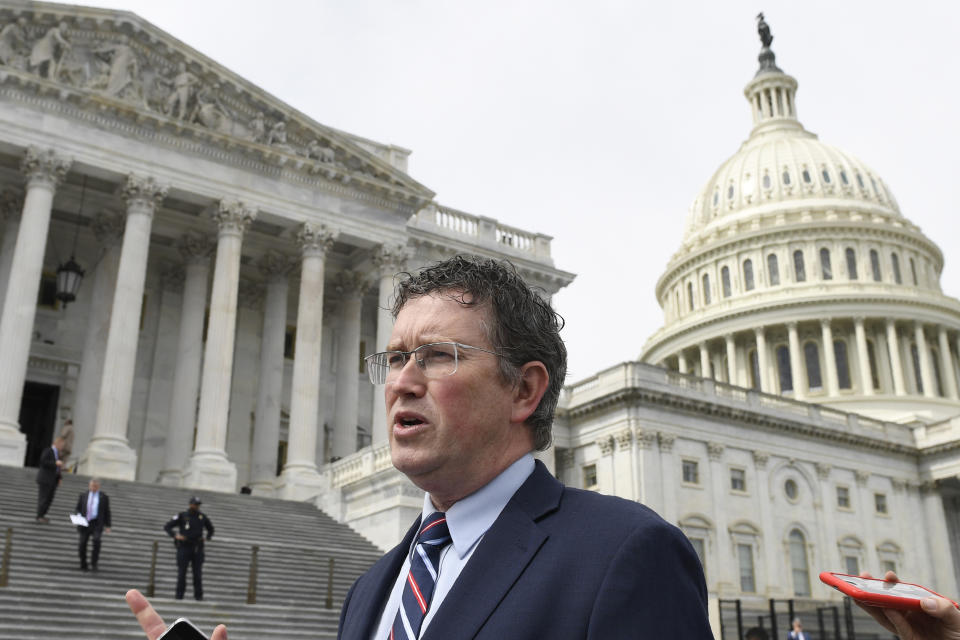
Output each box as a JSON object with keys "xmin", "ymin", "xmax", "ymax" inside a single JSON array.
[
  {"xmin": 96, "ymin": 42, "xmax": 139, "ymax": 98},
  {"xmin": 190, "ymin": 83, "xmax": 249, "ymax": 138},
  {"xmin": 266, "ymin": 119, "xmax": 296, "ymax": 153},
  {"xmin": 0, "ymin": 17, "xmax": 29, "ymax": 69},
  {"xmin": 160, "ymin": 61, "xmax": 199, "ymax": 120},
  {"xmin": 248, "ymin": 111, "xmax": 265, "ymax": 143},
  {"xmin": 306, "ymin": 140, "xmax": 335, "ymax": 163},
  {"xmin": 29, "ymin": 21, "xmax": 71, "ymax": 80}
]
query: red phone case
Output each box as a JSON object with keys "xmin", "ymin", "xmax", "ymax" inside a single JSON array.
[{"xmin": 819, "ymin": 572, "xmax": 958, "ymax": 610}]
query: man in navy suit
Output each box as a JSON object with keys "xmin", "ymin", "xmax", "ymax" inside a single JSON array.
[
  {"xmin": 35, "ymin": 436, "xmax": 65, "ymax": 523},
  {"xmin": 126, "ymin": 255, "xmax": 712, "ymax": 639},
  {"xmin": 76, "ymin": 477, "xmax": 112, "ymax": 571}
]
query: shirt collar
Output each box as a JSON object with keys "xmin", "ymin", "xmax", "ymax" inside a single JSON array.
[{"xmin": 420, "ymin": 453, "xmax": 535, "ymax": 559}]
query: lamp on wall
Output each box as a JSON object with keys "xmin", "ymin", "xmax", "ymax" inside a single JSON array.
[{"xmin": 55, "ymin": 175, "xmax": 87, "ymax": 307}]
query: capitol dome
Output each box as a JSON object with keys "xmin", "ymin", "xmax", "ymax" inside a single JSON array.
[{"xmin": 641, "ymin": 20, "xmax": 960, "ymax": 424}]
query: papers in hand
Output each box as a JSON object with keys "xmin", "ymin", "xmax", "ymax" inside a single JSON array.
[{"xmin": 70, "ymin": 513, "xmax": 89, "ymax": 527}]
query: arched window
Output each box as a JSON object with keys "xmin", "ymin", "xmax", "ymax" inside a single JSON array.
[
  {"xmin": 687, "ymin": 282, "xmax": 694, "ymax": 311},
  {"xmin": 870, "ymin": 249, "xmax": 882, "ymax": 282},
  {"xmin": 840, "ymin": 170, "xmax": 849, "ymax": 185},
  {"xmin": 891, "ymin": 253, "xmax": 902, "ymax": 284},
  {"xmin": 846, "ymin": 248, "xmax": 858, "ymax": 280},
  {"xmin": 802, "ymin": 168, "xmax": 812, "ymax": 183},
  {"xmin": 820, "ymin": 248, "xmax": 832, "ymax": 280},
  {"xmin": 777, "ymin": 345, "xmax": 793, "ymax": 392},
  {"xmin": 789, "ymin": 529, "xmax": 811, "ymax": 597},
  {"xmin": 762, "ymin": 173, "xmax": 771, "ymax": 190},
  {"xmin": 834, "ymin": 340, "xmax": 851, "ymax": 389},
  {"xmin": 804, "ymin": 341, "xmax": 822, "ymax": 389},
  {"xmin": 721, "ymin": 266, "xmax": 732, "ymax": 298},
  {"xmin": 713, "ymin": 187, "xmax": 719, "ymax": 207},
  {"xmin": 931, "ymin": 348, "xmax": 944, "ymax": 397},
  {"xmin": 743, "ymin": 259, "xmax": 755, "ymax": 291},
  {"xmin": 910, "ymin": 258, "xmax": 918, "ymax": 286},
  {"xmin": 782, "ymin": 170, "xmax": 791, "ymax": 186},
  {"xmin": 866, "ymin": 339, "xmax": 880, "ymax": 391},
  {"xmin": 727, "ymin": 184, "xmax": 735, "ymax": 200},
  {"xmin": 749, "ymin": 349, "xmax": 760, "ymax": 390},
  {"xmin": 793, "ymin": 250, "xmax": 806, "ymax": 282},
  {"xmin": 856, "ymin": 173, "xmax": 865, "ymax": 189},
  {"xmin": 702, "ymin": 274, "xmax": 711, "ymax": 305},
  {"xmin": 911, "ymin": 343, "xmax": 923, "ymax": 393},
  {"xmin": 768, "ymin": 254, "xmax": 780, "ymax": 285},
  {"xmin": 821, "ymin": 168, "xmax": 831, "ymax": 184}
]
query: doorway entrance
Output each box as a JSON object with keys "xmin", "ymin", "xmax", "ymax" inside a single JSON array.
[{"xmin": 19, "ymin": 381, "xmax": 60, "ymax": 467}]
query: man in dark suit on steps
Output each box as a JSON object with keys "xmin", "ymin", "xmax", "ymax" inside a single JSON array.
[
  {"xmin": 76, "ymin": 477, "xmax": 111, "ymax": 571},
  {"xmin": 35, "ymin": 436, "xmax": 65, "ymax": 523}
]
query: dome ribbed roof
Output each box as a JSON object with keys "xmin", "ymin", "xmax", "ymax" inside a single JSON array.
[{"xmin": 681, "ymin": 41, "xmax": 901, "ymax": 243}]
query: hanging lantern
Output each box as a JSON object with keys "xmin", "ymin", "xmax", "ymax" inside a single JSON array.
[{"xmin": 55, "ymin": 256, "xmax": 85, "ymax": 306}]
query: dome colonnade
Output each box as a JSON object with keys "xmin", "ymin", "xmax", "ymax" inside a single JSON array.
[{"xmin": 641, "ymin": 22, "xmax": 960, "ymax": 423}]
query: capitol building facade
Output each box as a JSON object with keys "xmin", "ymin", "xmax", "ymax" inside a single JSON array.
[{"xmin": 1, "ymin": 0, "xmax": 958, "ymax": 623}]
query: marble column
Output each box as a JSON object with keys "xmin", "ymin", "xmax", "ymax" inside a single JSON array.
[
  {"xmin": 699, "ymin": 343, "xmax": 710, "ymax": 379},
  {"xmin": 0, "ymin": 148, "xmax": 71, "ymax": 465},
  {"xmin": 249, "ymin": 251, "xmax": 293, "ymax": 494},
  {"xmin": 370, "ymin": 245, "xmax": 408, "ymax": 446},
  {"xmin": 181, "ymin": 200, "xmax": 256, "ymax": 491},
  {"xmin": 754, "ymin": 327, "xmax": 769, "ymax": 392},
  {"xmin": 0, "ymin": 189, "xmax": 24, "ymax": 309},
  {"xmin": 938, "ymin": 327, "xmax": 959, "ymax": 400},
  {"xmin": 677, "ymin": 351, "xmax": 688, "ymax": 375},
  {"xmin": 787, "ymin": 321, "xmax": 805, "ymax": 399},
  {"xmin": 707, "ymin": 443, "xmax": 734, "ymax": 594},
  {"xmin": 80, "ymin": 175, "xmax": 167, "ymax": 480},
  {"xmin": 886, "ymin": 319, "xmax": 906, "ymax": 395},
  {"xmin": 331, "ymin": 270, "xmax": 369, "ymax": 459},
  {"xmin": 821, "ymin": 319, "xmax": 839, "ymax": 395},
  {"xmin": 277, "ymin": 222, "xmax": 336, "ymax": 500},
  {"xmin": 70, "ymin": 212, "xmax": 124, "ymax": 461},
  {"xmin": 920, "ymin": 481, "xmax": 960, "ymax": 597},
  {"xmin": 158, "ymin": 232, "xmax": 213, "ymax": 485},
  {"xmin": 854, "ymin": 317, "xmax": 874, "ymax": 396},
  {"xmin": 724, "ymin": 335, "xmax": 736, "ymax": 385},
  {"xmin": 915, "ymin": 322, "xmax": 935, "ymax": 397}
]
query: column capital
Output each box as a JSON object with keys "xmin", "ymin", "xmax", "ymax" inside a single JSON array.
[
  {"xmin": 257, "ymin": 250, "xmax": 295, "ymax": 281},
  {"xmin": 371, "ymin": 243, "xmax": 411, "ymax": 276},
  {"xmin": 297, "ymin": 221, "xmax": 336, "ymax": 257},
  {"xmin": 615, "ymin": 428, "xmax": 634, "ymax": 450},
  {"xmin": 178, "ymin": 231, "xmax": 215, "ymax": 264},
  {"xmin": 334, "ymin": 269, "xmax": 370, "ymax": 297},
  {"xmin": 753, "ymin": 326, "xmax": 765, "ymax": 337},
  {"xmin": 658, "ymin": 431, "xmax": 676, "ymax": 452},
  {"xmin": 752, "ymin": 449, "xmax": 770, "ymax": 469},
  {"xmin": 596, "ymin": 435, "xmax": 615, "ymax": 456},
  {"xmin": 707, "ymin": 441, "xmax": 725, "ymax": 461},
  {"xmin": 91, "ymin": 210, "xmax": 125, "ymax": 248},
  {"xmin": 22, "ymin": 147, "xmax": 72, "ymax": 190},
  {"xmin": 855, "ymin": 469, "xmax": 871, "ymax": 486},
  {"xmin": 815, "ymin": 462, "xmax": 832, "ymax": 479},
  {"xmin": 786, "ymin": 321, "xmax": 799, "ymax": 331},
  {"xmin": 557, "ymin": 447, "xmax": 575, "ymax": 469},
  {"xmin": 238, "ymin": 278, "xmax": 265, "ymax": 311},
  {"xmin": 120, "ymin": 174, "xmax": 168, "ymax": 213},
  {"xmin": 212, "ymin": 199, "xmax": 257, "ymax": 235},
  {"xmin": 820, "ymin": 318, "xmax": 833, "ymax": 329},
  {"xmin": 0, "ymin": 188, "xmax": 24, "ymax": 221},
  {"xmin": 637, "ymin": 429, "xmax": 658, "ymax": 449},
  {"xmin": 160, "ymin": 264, "xmax": 185, "ymax": 292},
  {"xmin": 853, "ymin": 316, "xmax": 866, "ymax": 326}
]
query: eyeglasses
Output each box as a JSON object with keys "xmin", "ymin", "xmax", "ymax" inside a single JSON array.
[{"xmin": 363, "ymin": 342, "xmax": 501, "ymax": 385}]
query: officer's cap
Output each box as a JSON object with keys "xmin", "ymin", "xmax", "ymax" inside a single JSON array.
[{"xmin": 189, "ymin": 496, "xmax": 202, "ymax": 505}]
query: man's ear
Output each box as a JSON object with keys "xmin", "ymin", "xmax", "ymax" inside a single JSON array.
[{"xmin": 511, "ymin": 361, "xmax": 549, "ymax": 424}]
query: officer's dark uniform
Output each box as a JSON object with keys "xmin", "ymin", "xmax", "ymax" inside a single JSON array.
[{"xmin": 163, "ymin": 497, "xmax": 214, "ymax": 600}]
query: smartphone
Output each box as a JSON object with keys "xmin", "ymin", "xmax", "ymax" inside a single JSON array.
[
  {"xmin": 157, "ymin": 618, "xmax": 208, "ymax": 640},
  {"xmin": 819, "ymin": 572, "xmax": 959, "ymax": 610}
]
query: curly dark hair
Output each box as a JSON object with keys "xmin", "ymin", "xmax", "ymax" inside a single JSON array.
[{"xmin": 392, "ymin": 254, "xmax": 566, "ymax": 451}]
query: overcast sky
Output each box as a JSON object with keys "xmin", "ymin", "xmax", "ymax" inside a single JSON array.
[{"xmin": 92, "ymin": 1, "xmax": 960, "ymax": 383}]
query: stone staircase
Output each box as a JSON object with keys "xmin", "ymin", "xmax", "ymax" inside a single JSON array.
[{"xmin": 0, "ymin": 465, "xmax": 386, "ymax": 639}]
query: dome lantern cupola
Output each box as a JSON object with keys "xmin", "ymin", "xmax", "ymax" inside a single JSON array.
[{"xmin": 744, "ymin": 14, "xmax": 803, "ymax": 135}]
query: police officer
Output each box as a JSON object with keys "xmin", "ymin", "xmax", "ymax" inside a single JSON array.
[{"xmin": 163, "ymin": 496, "xmax": 214, "ymax": 600}]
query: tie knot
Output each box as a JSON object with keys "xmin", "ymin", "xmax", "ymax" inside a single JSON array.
[{"xmin": 417, "ymin": 512, "xmax": 450, "ymax": 546}]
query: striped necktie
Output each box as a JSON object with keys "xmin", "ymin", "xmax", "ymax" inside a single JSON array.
[{"xmin": 390, "ymin": 512, "xmax": 451, "ymax": 639}]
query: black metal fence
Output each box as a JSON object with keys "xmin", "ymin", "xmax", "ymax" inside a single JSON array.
[{"xmin": 718, "ymin": 597, "xmax": 897, "ymax": 640}]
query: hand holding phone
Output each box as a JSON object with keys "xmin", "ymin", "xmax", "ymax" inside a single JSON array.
[{"xmin": 819, "ymin": 572, "xmax": 958, "ymax": 611}]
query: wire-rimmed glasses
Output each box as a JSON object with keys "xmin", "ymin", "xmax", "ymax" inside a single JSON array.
[{"xmin": 363, "ymin": 342, "xmax": 500, "ymax": 385}]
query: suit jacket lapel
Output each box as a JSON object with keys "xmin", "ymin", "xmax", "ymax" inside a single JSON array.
[
  {"xmin": 422, "ymin": 462, "xmax": 562, "ymax": 640},
  {"xmin": 341, "ymin": 517, "xmax": 420, "ymax": 640}
]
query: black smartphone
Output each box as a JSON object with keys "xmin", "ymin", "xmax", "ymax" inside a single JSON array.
[{"xmin": 157, "ymin": 618, "xmax": 208, "ymax": 640}]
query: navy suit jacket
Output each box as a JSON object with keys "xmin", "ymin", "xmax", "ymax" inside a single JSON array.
[
  {"xmin": 76, "ymin": 491, "xmax": 112, "ymax": 531},
  {"xmin": 35, "ymin": 446, "xmax": 61, "ymax": 486},
  {"xmin": 338, "ymin": 461, "xmax": 712, "ymax": 639}
]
